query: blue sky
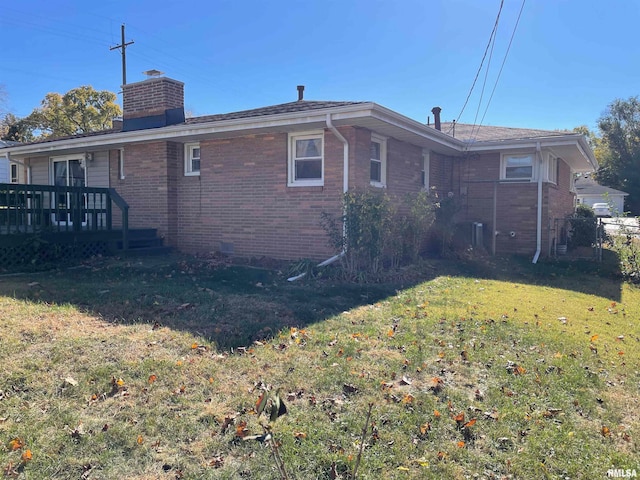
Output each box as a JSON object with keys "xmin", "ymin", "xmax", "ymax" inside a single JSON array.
[{"xmin": 2, "ymin": 0, "xmax": 639, "ymax": 132}]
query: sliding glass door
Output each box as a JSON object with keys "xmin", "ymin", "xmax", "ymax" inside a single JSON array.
[{"xmin": 52, "ymin": 158, "xmax": 87, "ymax": 225}]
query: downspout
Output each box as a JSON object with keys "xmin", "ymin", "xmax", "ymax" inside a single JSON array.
[
  {"xmin": 287, "ymin": 114, "xmax": 349, "ymax": 281},
  {"xmin": 532, "ymin": 142, "xmax": 543, "ymax": 264}
]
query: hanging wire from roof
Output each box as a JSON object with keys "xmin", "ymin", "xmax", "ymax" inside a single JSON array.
[
  {"xmin": 471, "ymin": 0, "xmax": 526, "ymax": 144},
  {"xmin": 463, "ymin": 0, "xmax": 527, "ymax": 147},
  {"xmin": 448, "ymin": 0, "xmax": 504, "ymax": 134}
]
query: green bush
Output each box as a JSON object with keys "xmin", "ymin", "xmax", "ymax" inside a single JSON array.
[
  {"xmin": 569, "ymin": 204, "xmax": 598, "ymax": 247},
  {"xmin": 321, "ymin": 189, "xmax": 436, "ymax": 278},
  {"xmin": 607, "ymin": 217, "xmax": 640, "ymax": 282}
]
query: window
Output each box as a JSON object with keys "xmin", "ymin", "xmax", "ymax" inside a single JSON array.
[
  {"xmin": 502, "ymin": 154, "xmax": 534, "ymax": 180},
  {"xmin": 9, "ymin": 163, "xmax": 18, "ymax": 183},
  {"xmin": 422, "ymin": 151, "xmax": 430, "ymax": 189},
  {"xmin": 184, "ymin": 143, "xmax": 201, "ymax": 176},
  {"xmin": 547, "ymin": 154, "xmax": 558, "ymax": 184},
  {"xmin": 370, "ymin": 134, "xmax": 387, "ymax": 187},
  {"xmin": 288, "ymin": 131, "xmax": 323, "ymax": 186},
  {"xmin": 118, "ymin": 149, "xmax": 125, "ymax": 180}
]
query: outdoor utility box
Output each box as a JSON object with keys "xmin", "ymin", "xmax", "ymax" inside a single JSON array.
[{"xmin": 472, "ymin": 222, "xmax": 483, "ymax": 248}]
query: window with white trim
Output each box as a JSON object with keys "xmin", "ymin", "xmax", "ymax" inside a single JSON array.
[
  {"xmin": 547, "ymin": 153, "xmax": 558, "ymax": 184},
  {"xmin": 184, "ymin": 143, "xmax": 201, "ymax": 176},
  {"xmin": 502, "ymin": 154, "xmax": 534, "ymax": 180},
  {"xmin": 288, "ymin": 131, "xmax": 324, "ymax": 186},
  {"xmin": 422, "ymin": 151, "xmax": 430, "ymax": 189},
  {"xmin": 10, "ymin": 163, "xmax": 18, "ymax": 183},
  {"xmin": 370, "ymin": 134, "xmax": 387, "ymax": 187}
]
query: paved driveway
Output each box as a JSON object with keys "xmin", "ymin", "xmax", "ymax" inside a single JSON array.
[{"xmin": 601, "ymin": 217, "xmax": 640, "ymax": 236}]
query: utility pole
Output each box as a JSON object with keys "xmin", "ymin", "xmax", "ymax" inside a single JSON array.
[{"xmin": 110, "ymin": 24, "xmax": 134, "ymax": 86}]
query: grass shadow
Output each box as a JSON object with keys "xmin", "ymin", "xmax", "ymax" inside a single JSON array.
[{"xmin": 0, "ymin": 250, "xmax": 626, "ymax": 349}]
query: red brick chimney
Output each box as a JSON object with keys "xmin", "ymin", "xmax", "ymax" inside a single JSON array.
[
  {"xmin": 121, "ymin": 77, "xmax": 185, "ymax": 131},
  {"xmin": 431, "ymin": 106, "xmax": 442, "ymax": 131}
]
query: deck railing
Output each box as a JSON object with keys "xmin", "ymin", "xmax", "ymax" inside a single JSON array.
[{"xmin": 0, "ymin": 183, "xmax": 129, "ymax": 249}]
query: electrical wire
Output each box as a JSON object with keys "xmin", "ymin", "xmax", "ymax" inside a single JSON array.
[
  {"xmin": 474, "ymin": 0, "xmax": 527, "ymax": 137},
  {"xmin": 468, "ymin": 15, "xmax": 500, "ymax": 143},
  {"xmin": 463, "ymin": 0, "xmax": 526, "ymax": 147},
  {"xmin": 449, "ymin": 0, "xmax": 504, "ymax": 134}
]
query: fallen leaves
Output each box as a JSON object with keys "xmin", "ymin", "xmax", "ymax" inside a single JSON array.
[{"xmin": 8, "ymin": 438, "xmax": 24, "ymax": 451}]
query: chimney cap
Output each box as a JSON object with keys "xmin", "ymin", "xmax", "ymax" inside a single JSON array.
[
  {"xmin": 142, "ymin": 69, "xmax": 165, "ymax": 77},
  {"xmin": 431, "ymin": 106, "xmax": 442, "ymax": 114}
]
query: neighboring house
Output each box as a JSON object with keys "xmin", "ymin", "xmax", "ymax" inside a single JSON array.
[
  {"xmin": 0, "ymin": 140, "xmax": 21, "ymax": 183},
  {"xmin": 574, "ymin": 173, "xmax": 628, "ymax": 215},
  {"xmin": 0, "ymin": 76, "xmax": 597, "ymax": 261}
]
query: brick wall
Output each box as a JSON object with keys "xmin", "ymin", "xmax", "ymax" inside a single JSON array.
[
  {"xmin": 108, "ymin": 142, "xmax": 177, "ymax": 240},
  {"xmin": 386, "ymin": 138, "xmax": 423, "ymax": 197},
  {"xmin": 430, "ymin": 152, "xmax": 454, "ymax": 195},
  {"xmin": 122, "ymin": 77, "xmax": 184, "ymax": 120},
  {"xmin": 451, "ymin": 152, "xmax": 577, "ymax": 256},
  {"xmin": 174, "ymin": 130, "xmax": 347, "ymax": 259}
]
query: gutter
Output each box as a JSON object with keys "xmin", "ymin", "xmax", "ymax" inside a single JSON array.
[
  {"xmin": 4, "ymin": 102, "xmax": 464, "ymax": 158},
  {"xmin": 287, "ymin": 113, "xmax": 349, "ymax": 281},
  {"xmin": 532, "ymin": 142, "xmax": 543, "ymax": 264}
]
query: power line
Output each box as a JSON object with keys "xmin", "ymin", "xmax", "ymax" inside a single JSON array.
[
  {"xmin": 469, "ymin": 14, "xmax": 500, "ymax": 142},
  {"xmin": 474, "ymin": 0, "xmax": 527, "ymax": 136},
  {"xmin": 449, "ymin": 0, "xmax": 504, "ymax": 132}
]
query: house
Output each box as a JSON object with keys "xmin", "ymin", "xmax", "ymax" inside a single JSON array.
[
  {"xmin": 0, "ymin": 76, "xmax": 597, "ymax": 261},
  {"xmin": 0, "ymin": 140, "xmax": 21, "ymax": 183},
  {"xmin": 575, "ymin": 173, "xmax": 628, "ymax": 216}
]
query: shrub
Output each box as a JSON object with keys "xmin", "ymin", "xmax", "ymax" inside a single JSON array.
[
  {"xmin": 569, "ymin": 204, "xmax": 598, "ymax": 247},
  {"xmin": 321, "ymin": 189, "xmax": 436, "ymax": 278},
  {"xmin": 607, "ymin": 217, "xmax": 640, "ymax": 282}
]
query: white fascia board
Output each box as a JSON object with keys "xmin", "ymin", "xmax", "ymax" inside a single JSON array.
[
  {"xmin": 467, "ymin": 135, "xmax": 597, "ymax": 171},
  {"xmin": 4, "ymin": 102, "xmax": 465, "ymax": 157},
  {"xmin": 2, "ymin": 104, "xmax": 378, "ymax": 157},
  {"xmin": 368, "ymin": 104, "xmax": 465, "ymax": 153}
]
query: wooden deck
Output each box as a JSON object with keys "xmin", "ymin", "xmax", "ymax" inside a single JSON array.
[{"xmin": 0, "ymin": 182, "xmax": 130, "ymax": 249}]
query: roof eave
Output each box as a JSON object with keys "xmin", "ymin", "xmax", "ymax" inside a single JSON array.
[
  {"xmin": 465, "ymin": 134, "xmax": 598, "ymax": 172},
  {"xmin": 3, "ymin": 102, "xmax": 465, "ymax": 158}
]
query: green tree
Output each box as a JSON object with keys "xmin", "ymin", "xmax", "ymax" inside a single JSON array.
[
  {"xmin": 1, "ymin": 113, "xmax": 36, "ymax": 143},
  {"xmin": 26, "ymin": 86, "xmax": 121, "ymax": 138},
  {"xmin": 595, "ymin": 97, "xmax": 640, "ymax": 214}
]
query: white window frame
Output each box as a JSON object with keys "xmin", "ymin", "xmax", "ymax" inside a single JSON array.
[
  {"xmin": 570, "ymin": 171, "xmax": 577, "ymax": 193},
  {"xmin": 422, "ymin": 151, "xmax": 430, "ymax": 189},
  {"xmin": 118, "ymin": 148, "xmax": 125, "ymax": 180},
  {"xmin": 547, "ymin": 153, "xmax": 558, "ymax": 184},
  {"xmin": 288, "ymin": 131, "xmax": 324, "ymax": 187},
  {"xmin": 184, "ymin": 142, "xmax": 201, "ymax": 176},
  {"xmin": 370, "ymin": 133, "xmax": 387, "ymax": 188},
  {"xmin": 9, "ymin": 163, "xmax": 18, "ymax": 183},
  {"xmin": 501, "ymin": 153, "xmax": 535, "ymax": 181}
]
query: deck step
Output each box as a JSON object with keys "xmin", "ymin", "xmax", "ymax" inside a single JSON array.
[
  {"xmin": 120, "ymin": 245, "xmax": 173, "ymax": 257},
  {"xmin": 113, "ymin": 228, "xmax": 169, "ymax": 256}
]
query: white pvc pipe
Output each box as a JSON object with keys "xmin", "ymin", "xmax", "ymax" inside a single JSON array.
[
  {"xmin": 287, "ymin": 116, "xmax": 349, "ymax": 282},
  {"xmin": 532, "ymin": 142, "xmax": 543, "ymax": 264}
]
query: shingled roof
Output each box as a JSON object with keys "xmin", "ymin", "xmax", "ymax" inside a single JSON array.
[
  {"xmin": 435, "ymin": 122, "xmax": 573, "ymax": 143},
  {"xmin": 0, "ymin": 100, "xmax": 367, "ymax": 148},
  {"xmin": 186, "ymin": 100, "xmax": 366, "ymax": 125},
  {"xmin": 574, "ymin": 174, "xmax": 628, "ymax": 196}
]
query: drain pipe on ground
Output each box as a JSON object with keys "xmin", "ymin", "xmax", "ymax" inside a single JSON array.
[
  {"xmin": 532, "ymin": 142, "xmax": 543, "ymax": 264},
  {"xmin": 287, "ymin": 114, "xmax": 349, "ymax": 281}
]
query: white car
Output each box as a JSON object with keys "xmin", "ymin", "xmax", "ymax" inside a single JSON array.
[{"xmin": 592, "ymin": 203, "xmax": 611, "ymax": 217}]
